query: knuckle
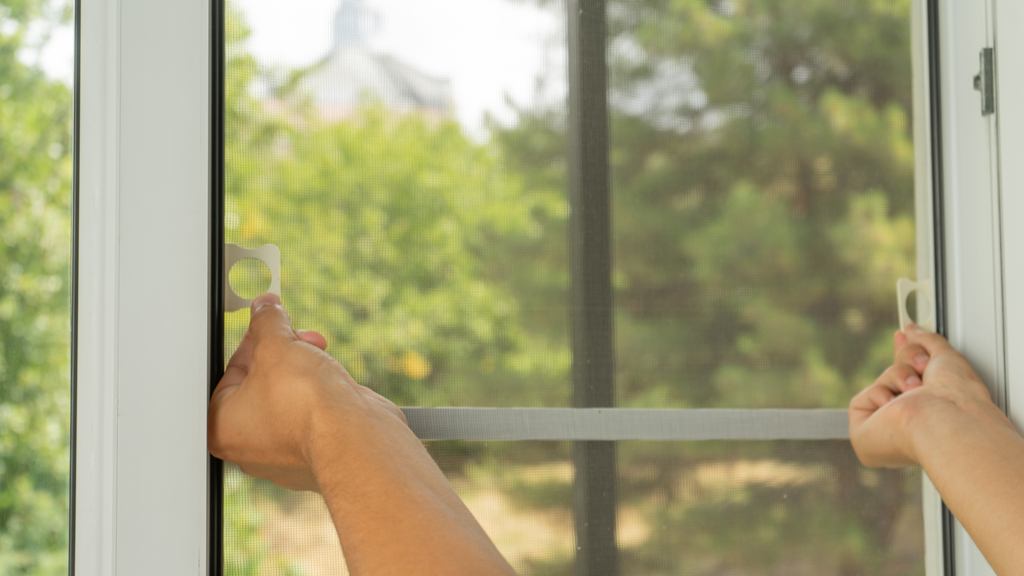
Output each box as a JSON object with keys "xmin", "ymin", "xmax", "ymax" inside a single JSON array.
[
  {"xmin": 208, "ymin": 421, "xmax": 244, "ymax": 463},
  {"xmin": 916, "ymin": 331, "xmax": 949, "ymax": 351},
  {"xmin": 393, "ymin": 404, "xmax": 408, "ymax": 424},
  {"xmin": 208, "ymin": 432, "xmax": 227, "ymax": 460},
  {"xmin": 894, "ymin": 346, "xmax": 925, "ymax": 368},
  {"xmin": 899, "ymin": 343, "xmax": 924, "ymax": 357},
  {"xmin": 892, "ymin": 363, "xmax": 914, "ymax": 377},
  {"xmin": 850, "ymin": 444, "xmax": 868, "ymax": 465},
  {"xmin": 848, "ymin": 391, "xmax": 865, "ymax": 410}
]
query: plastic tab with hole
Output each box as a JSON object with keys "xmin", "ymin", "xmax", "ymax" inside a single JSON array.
[
  {"xmin": 224, "ymin": 243, "xmax": 281, "ymax": 312},
  {"xmin": 896, "ymin": 277, "xmax": 936, "ymax": 332}
]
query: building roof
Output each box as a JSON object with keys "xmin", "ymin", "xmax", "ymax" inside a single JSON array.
[{"xmin": 297, "ymin": 0, "xmax": 453, "ymax": 120}]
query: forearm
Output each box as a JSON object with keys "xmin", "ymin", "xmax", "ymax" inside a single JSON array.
[
  {"xmin": 912, "ymin": 401, "xmax": 1024, "ymax": 574},
  {"xmin": 310, "ymin": 406, "xmax": 515, "ymax": 576}
]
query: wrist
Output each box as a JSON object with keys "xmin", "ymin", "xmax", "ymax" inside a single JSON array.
[
  {"xmin": 306, "ymin": 397, "xmax": 358, "ymax": 489},
  {"xmin": 305, "ymin": 392, "xmax": 421, "ymax": 495},
  {"xmin": 905, "ymin": 395, "xmax": 1010, "ymax": 465}
]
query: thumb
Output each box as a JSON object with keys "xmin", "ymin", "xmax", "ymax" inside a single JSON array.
[
  {"xmin": 248, "ymin": 293, "xmax": 296, "ymax": 345},
  {"xmin": 903, "ymin": 324, "xmax": 955, "ymax": 357}
]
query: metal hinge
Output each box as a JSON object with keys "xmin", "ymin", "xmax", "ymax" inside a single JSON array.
[{"xmin": 973, "ymin": 47, "xmax": 995, "ymax": 116}]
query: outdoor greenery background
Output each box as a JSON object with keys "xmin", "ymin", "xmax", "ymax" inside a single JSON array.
[
  {"xmin": 224, "ymin": 0, "xmax": 922, "ymax": 574},
  {"xmin": 0, "ymin": 0, "xmax": 925, "ymax": 573},
  {"xmin": 0, "ymin": 0, "xmax": 72, "ymax": 573}
]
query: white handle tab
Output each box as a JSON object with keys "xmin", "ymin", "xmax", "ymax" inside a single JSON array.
[
  {"xmin": 896, "ymin": 277, "xmax": 936, "ymax": 332},
  {"xmin": 224, "ymin": 243, "xmax": 281, "ymax": 312}
]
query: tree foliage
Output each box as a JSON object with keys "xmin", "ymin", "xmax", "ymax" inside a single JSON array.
[
  {"xmin": 223, "ymin": 0, "xmax": 923, "ymax": 573},
  {"xmin": 496, "ymin": 1, "xmax": 921, "ymax": 573},
  {"xmin": 0, "ymin": 0, "xmax": 927, "ymax": 573},
  {"xmin": 223, "ymin": 10, "xmax": 569, "ymax": 573},
  {"xmin": 0, "ymin": 0, "xmax": 72, "ymax": 573}
]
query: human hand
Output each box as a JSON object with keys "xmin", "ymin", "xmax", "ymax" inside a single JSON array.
[
  {"xmin": 849, "ymin": 325, "xmax": 998, "ymax": 468},
  {"xmin": 208, "ymin": 293, "xmax": 406, "ymax": 491},
  {"xmin": 209, "ymin": 296, "xmax": 515, "ymax": 576}
]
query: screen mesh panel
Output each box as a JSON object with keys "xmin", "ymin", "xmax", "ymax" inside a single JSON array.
[
  {"xmin": 224, "ymin": 442, "xmax": 923, "ymax": 575},
  {"xmin": 605, "ymin": 0, "xmax": 917, "ymax": 408},
  {"xmin": 221, "ymin": 0, "xmax": 924, "ymax": 573},
  {"xmin": 223, "ymin": 0, "xmax": 571, "ymax": 409}
]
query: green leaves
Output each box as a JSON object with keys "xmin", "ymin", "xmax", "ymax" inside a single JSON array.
[
  {"xmin": 221, "ymin": 0, "xmax": 922, "ymax": 572},
  {"xmin": 225, "ymin": 103, "xmax": 564, "ymax": 407},
  {"xmin": 0, "ymin": 1, "xmax": 72, "ymax": 573}
]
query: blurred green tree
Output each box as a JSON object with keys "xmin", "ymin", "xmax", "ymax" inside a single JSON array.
[
  {"xmin": 222, "ymin": 8, "xmax": 568, "ymax": 409},
  {"xmin": 222, "ymin": 9, "xmax": 568, "ymax": 574},
  {"xmin": 494, "ymin": 0, "xmax": 921, "ymax": 574},
  {"xmin": 222, "ymin": 0, "xmax": 923, "ymax": 574},
  {"xmin": 0, "ymin": 0, "xmax": 72, "ymax": 573}
]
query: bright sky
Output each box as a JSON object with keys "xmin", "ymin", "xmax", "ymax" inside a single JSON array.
[
  {"xmin": 33, "ymin": 1, "xmax": 565, "ymax": 134},
  {"xmin": 27, "ymin": 19, "xmax": 74, "ymax": 82},
  {"xmin": 235, "ymin": 0, "xmax": 566, "ymax": 132}
]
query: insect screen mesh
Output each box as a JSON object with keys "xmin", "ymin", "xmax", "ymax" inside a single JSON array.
[{"xmin": 221, "ymin": 0, "xmax": 924, "ymax": 573}]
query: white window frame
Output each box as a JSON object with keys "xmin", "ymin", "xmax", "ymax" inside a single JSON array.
[
  {"xmin": 70, "ymin": 0, "xmax": 1007, "ymax": 574},
  {"xmin": 994, "ymin": 2, "xmax": 1024, "ymax": 440},
  {"xmin": 934, "ymin": 0, "xmax": 1018, "ymax": 573},
  {"xmin": 75, "ymin": 0, "xmax": 211, "ymax": 573}
]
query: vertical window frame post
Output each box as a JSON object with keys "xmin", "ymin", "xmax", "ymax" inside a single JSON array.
[
  {"xmin": 75, "ymin": 0, "xmax": 212, "ymax": 573},
  {"xmin": 934, "ymin": 0, "xmax": 1004, "ymax": 573},
  {"xmin": 567, "ymin": 0, "xmax": 619, "ymax": 574}
]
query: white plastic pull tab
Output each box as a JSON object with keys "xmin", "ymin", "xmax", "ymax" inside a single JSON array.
[
  {"xmin": 897, "ymin": 277, "xmax": 936, "ymax": 332},
  {"xmin": 224, "ymin": 243, "xmax": 281, "ymax": 312}
]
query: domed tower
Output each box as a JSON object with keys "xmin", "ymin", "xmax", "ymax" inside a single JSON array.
[
  {"xmin": 297, "ymin": 0, "xmax": 453, "ymax": 121},
  {"xmin": 332, "ymin": 0, "xmax": 372, "ymax": 50}
]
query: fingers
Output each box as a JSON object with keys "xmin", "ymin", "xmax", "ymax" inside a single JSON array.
[
  {"xmin": 850, "ymin": 363, "xmax": 919, "ymax": 424},
  {"xmin": 215, "ymin": 363, "xmax": 247, "ymax": 398},
  {"xmin": 213, "ymin": 331, "xmax": 257, "ymax": 402},
  {"xmin": 895, "ymin": 342, "xmax": 930, "ymax": 374},
  {"xmin": 249, "ymin": 293, "xmax": 296, "ymax": 347},
  {"xmin": 296, "ymin": 329, "xmax": 328, "ymax": 350},
  {"xmin": 893, "ymin": 325, "xmax": 945, "ymax": 376},
  {"xmin": 849, "ymin": 382, "xmax": 897, "ymax": 426},
  {"xmin": 878, "ymin": 363, "xmax": 922, "ymax": 393},
  {"xmin": 223, "ymin": 326, "xmax": 256, "ymax": 376},
  {"xmin": 864, "ymin": 383, "xmax": 896, "ymax": 409},
  {"xmin": 898, "ymin": 368, "xmax": 922, "ymax": 391},
  {"xmin": 213, "ymin": 293, "xmax": 298, "ymax": 401},
  {"xmin": 893, "ymin": 330, "xmax": 929, "ymax": 372},
  {"xmin": 893, "ymin": 330, "xmax": 907, "ymax": 350},
  {"xmin": 208, "ymin": 381, "xmax": 243, "ymax": 456},
  {"xmin": 903, "ymin": 323, "xmax": 955, "ymax": 356}
]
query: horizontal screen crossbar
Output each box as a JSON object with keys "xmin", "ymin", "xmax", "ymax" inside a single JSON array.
[{"xmin": 401, "ymin": 408, "xmax": 849, "ymax": 441}]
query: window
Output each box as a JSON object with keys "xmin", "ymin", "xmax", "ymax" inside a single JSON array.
[
  {"xmin": 217, "ymin": 0, "xmax": 930, "ymax": 573},
  {"xmin": 68, "ymin": 0, "xmax": 1016, "ymax": 574}
]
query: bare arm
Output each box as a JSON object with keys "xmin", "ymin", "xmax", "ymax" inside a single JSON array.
[
  {"xmin": 849, "ymin": 325, "xmax": 1024, "ymax": 574},
  {"xmin": 209, "ymin": 294, "xmax": 515, "ymax": 576}
]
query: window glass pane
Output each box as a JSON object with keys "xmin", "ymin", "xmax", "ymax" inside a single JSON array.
[
  {"xmin": 227, "ymin": 442, "xmax": 923, "ymax": 574},
  {"xmin": 0, "ymin": 0, "xmax": 74, "ymax": 571}
]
